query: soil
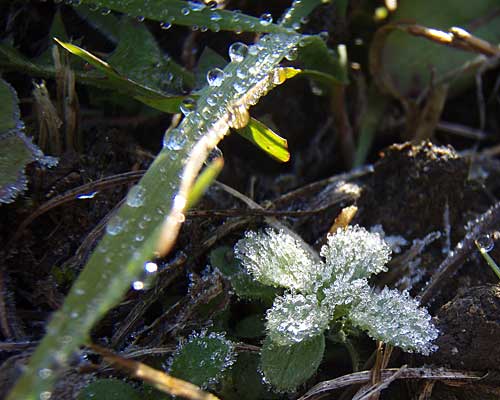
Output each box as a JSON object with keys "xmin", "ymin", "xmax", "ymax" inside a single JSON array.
[{"xmin": 1, "ymin": 2, "xmax": 500, "ymax": 400}]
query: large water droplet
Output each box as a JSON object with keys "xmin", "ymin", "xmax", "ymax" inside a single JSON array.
[
  {"xmin": 106, "ymin": 216, "xmax": 125, "ymax": 235},
  {"xmin": 477, "ymin": 234, "xmax": 494, "ymax": 252},
  {"xmin": 40, "ymin": 391, "xmax": 52, "ymax": 400},
  {"xmin": 38, "ymin": 368, "xmax": 52, "ymax": 380},
  {"xmin": 259, "ymin": 13, "xmax": 273, "ymax": 26},
  {"xmin": 132, "ymin": 281, "xmax": 145, "ymax": 290},
  {"xmin": 180, "ymin": 97, "xmax": 196, "ymax": 115},
  {"xmin": 228, "ymin": 42, "xmax": 248, "ymax": 63},
  {"xmin": 163, "ymin": 128, "xmax": 186, "ymax": 150},
  {"xmin": 160, "ymin": 21, "xmax": 172, "ymax": 30},
  {"xmin": 126, "ymin": 185, "xmax": 146, "ymax": 208},
  {"xmin": 210, "ymin": 11, "xmax": 222, "ymax": 21},
  {"xmin": 207, "ymin": 68, "xmax": 225, "ymax": 87}
]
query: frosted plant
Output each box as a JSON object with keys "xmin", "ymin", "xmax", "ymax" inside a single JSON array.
[{"xmin": 234, "ymin": 225, "xmax": 439, "ymax": 354}]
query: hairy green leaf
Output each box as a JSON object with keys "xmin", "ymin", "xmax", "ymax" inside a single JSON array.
[
  {"xmin": 0, "ymin": 79, "xmax": 57, "ymax": 203},
  {"xmin": 169, "ymin": 331, "xmax": 235, "ymax": 388},
  {"xmin": 260, "ymin": 334, "xmax": 325, "ymax": 392},
  {"xmin": 77, "ymin": 379, "xmax": 141, "ymax": 400},
  {"xmin": 79, "ymin": 0, "xmax": 289, "ymax": 33},
  {"xmin": 7, "ymin": 31, "xmax": 302, "ymax": 400},
  {"xmin": 221, "ymin": 353, "xmax": 277, "ymax": 400},
  {"xmin": 209, "ymin": 246, "xmax": 277, "ymax": 302}
]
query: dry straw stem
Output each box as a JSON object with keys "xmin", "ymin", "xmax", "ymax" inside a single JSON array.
[
  {"xmin": 298, "ymin": 367, "xmax": 482, "ymax": 400},
  {"xmin": 90, "ymin": 344, "xmax": 220, "ymax": 400}
]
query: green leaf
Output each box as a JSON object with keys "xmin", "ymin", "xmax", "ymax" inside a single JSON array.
[
  {"xmin": 260, "ymin": 335, "xmax": 325, "ymax": 392},
  {"xmin": 79, "ymin": 0, "xmax": 289, "ymax": 34},
  {"xmin": 77, "ymin": 379, "xmax": 141, "ymax": 400},
  {"xmin": 236, "ymin": 117, "xmax": 290, "ymax": 163},
  {"xmin": 233, "ymin": 314, "xmax": 265, "ymax": 339},
  {"xmin": 54, "ymin": 38, "xmax": 185, "ymax": 113},
  {"xmin": 280, "ymin": 0, "xmax": 329, "ymax": 29},
  {"xmin": 0, "ymin": 78, "xmax": 57, "ymax": 204},
  {"xmin": 186, "ymin": 156, "xmax": 224, "ymax": 209},
  {"xmin": 7, "ymin": 32, "xmax": 302, "ymax": 400},
  {"xmin": 221, "ymin": 353, "xmax": 278, "ymax": 400},
  {"xmin": 169, "ymin": 331, "xmax": 236, "ymax": 388},
  {"xmin": 209, "ymin": 247, "xmax": 277, "ymax": 303},
  {"xmin": 297, "ymin": 36, "xmax": 349, "ymax": 85},
  {"xmin": 108, "ymin": 19, "xmax": 195, "ymax": 90},
  {"xmin": 380, "ymin": 0, "xmax": 500, "ymax": 96}
]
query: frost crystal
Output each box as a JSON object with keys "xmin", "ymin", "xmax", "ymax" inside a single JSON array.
[
  {"xmin": 234, "ymin": 225, "xmax": 438, "ymax": 355},
  {"xmin": 349, "ymin": 288, "xmax": 439, "ymax": 355},
  {"xmin": 321, "ymin": 226, "xmax": 391, "ymax": 281},
  {"xmin": 266, "ymin": 292, "xmax": 331, "ymax": 345},
  {"xmin": 234, "ymin": 229, "xmax": 319, "ymax": 292}
]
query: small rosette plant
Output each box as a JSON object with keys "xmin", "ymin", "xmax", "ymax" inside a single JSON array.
[{"xmin": 234, "ymin": 225, "xmax": 439, "ymax": 391}]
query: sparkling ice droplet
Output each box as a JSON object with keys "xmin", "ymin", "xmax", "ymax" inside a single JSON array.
[{"xmin": 207, "ymin": 68, "xmax": 225, "ymax": 87}]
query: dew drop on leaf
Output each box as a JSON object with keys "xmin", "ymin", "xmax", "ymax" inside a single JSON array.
[
  {"xmin": 259, "ymin": 13, "xmax": 273, "ymax": 26},
  {"xmin": 106, "ymin": 216, "xmax": 125, "ymax": 235},
  {"xmin": 228, "ymin": 42, "xmax": 248, "ymax": 63},
  {"xmin": 477, "ymin": 234, "xmax": 494, "ymax": 252},
  {"xmin": 207, "ymin": 68, "xmax": 225, "ymax": 87},
  {"xmin": 180, "ymin": 97, "xmax": 196, "ymax": 115},
  {"xmin": 160, "ymin": 21, "xmax": 172, "ymax": 30},
  {"xmin": 126, "ymin": 185, "xmax": 146, "ymax": 208}
]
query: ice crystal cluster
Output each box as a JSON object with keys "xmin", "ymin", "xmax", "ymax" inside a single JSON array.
[{"xmin": 234, "ymin": 226, "xmax": 439, "ymax": 355}]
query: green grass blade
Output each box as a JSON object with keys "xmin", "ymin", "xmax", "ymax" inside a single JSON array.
[
  {"xmin": 79, "ymin": 0, "xmax": 289, "ymax": 33},
  {"xmin": 279, "ymin": 0, "xmax": 329, "ymax": 28},
  {"xmin": 54, "ymin": 38, "xmax": 186, "ymax": 113},
  {"xmin": 7, "ymin": 32, "xmax": 302, "ymax": 400},
  {"xmin": 186, "ymin": 157, "xmax": 224, "ymax": 209},
  {"xmin": 237, "ymin": 117, "xmax": 290, "ymax": 162}
]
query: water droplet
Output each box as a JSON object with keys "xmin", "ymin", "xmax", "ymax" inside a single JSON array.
[
  {"xmin": 132, "ymin": 281, "xmax": 145, "ymax": 290},
  {"xmin": 106, "ymin": 216, "xmax": 125, "ymax": 235},
  {"xmin": 319, "ymin": 31, "xmax": 329, "ymax": 42},
  {"xmin": 70, "ymin": 311, "xmax": 79, "ymax": 319},
  {"xmin": 210, "ymin": 12, "xmax": 222, "ymax": 21},
  {"xmin": 163, "ymin": 128, "xmax": 186, "ymax": 151},
  {"xmin": 207, "ymin": 0, "xmax": 219, "ymax": 8},
  {"xmin": 228, "ymin": 42, "xmax": 248, "ymax": 62},
  {"xmin": 135, "ymin": 234, "xmax": 144, "ymax": 242},
  {"xmin": 126, "ymin": 185, "xmax": 146, "ymax": 208},
  {"xmin": 207, "ymin": 68, "xmax": 225, "ymax": 87},
  {"xmin": 180, "ymin": 97, "xmax": 196, "ymax": 115},
  {"xmin": 233, "ymin": 82, "xmax": 246, "ymax": 94},
  {"xmin": 38, "ymin": 368, "xmax": 52, "ymax": 380},
  {"xmin": 100, "ymin": 7, "xmax": 111, "ymax": 15},
  {"xmin": 259, "ymin": 13, "xmax": 273, "ymax": 26},
  {"xmin": 477, "ymin": 234, "xmax": 494, "ymax": 252},
  {"xmin": 40, "ymin": 391, "xmax": 52, "ymax": 400},
  {"xmin": 144, "ymin": 261, "xmax": 158, "ymax": 273},
  {"xmin": 285, "ymin": 47, "xmax": 298, "ymax": 61},
  {"xmin": 136, "ymin": 15, "xmax": 145, "ymax": 22},
  {"xmin": 76, "ymin": 191, "xmax": 98, "ymax": 200},
  {"xmin": 173, "ymin": 194, "xmax": 187, "ymax": 210},
  {"xmin": 181, "ymin": 7, "xmax": 190, "ymax": 15},
  {"xmin": 160, "ymin": 21, "xmax": 172, "ymax": 30}
]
